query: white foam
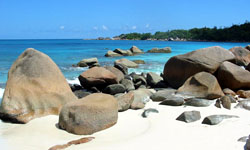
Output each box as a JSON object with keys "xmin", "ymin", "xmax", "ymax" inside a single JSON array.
[
  {"xmin": 66, "ymin": 78, "xmax": 80, "ymax": 85},
  {"xmin": 0, "ymin": 88, "xmax": 4, "ymax": 99}
]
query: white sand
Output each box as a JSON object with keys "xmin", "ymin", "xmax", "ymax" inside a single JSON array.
[{"xmin": 0, "ymin": 101, "xmax": 249, "ymax": 150}]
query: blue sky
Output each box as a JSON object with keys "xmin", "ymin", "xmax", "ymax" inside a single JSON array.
[{"xmin": 0, "ymin": 0, "xmax": 249, "ymax": 39}]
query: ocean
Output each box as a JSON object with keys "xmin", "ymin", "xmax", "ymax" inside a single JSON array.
[{"xmin": 0, "ymin": 39, "xmax": 249, "ymax": 101}]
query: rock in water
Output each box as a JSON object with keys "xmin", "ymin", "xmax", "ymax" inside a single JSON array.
[
  {"xmin": 177, "ymin": 72, "xmax": 224, "ymax": 99},
  {"xmin": 142, "ymin": 108, "xmax": 159, "ymax": 118},
  {"xmin": 147, "ymin": 47, "xmax": 171, "ymax": 53},
  {"xmin": 217, "ymin": 61, "xmax": 250, "ymax": 90},
  {"xmin": 59, "ymin": 93, "xmax": 118, "ymax": 135},
  {"xmin": 163, "ymin": 46, "xmax": 235, "ymax": 88},
  {"xmin": 115, "ymin": 58, "xmax": 139, "ymax": 68},
  {"xmin": 202, "ymin": 115, "xmax": 239, "ymax": 125},
  {"xmin": 130, "ymin": 46, "xmax": 144, "ymax": 54},
  {"xmin": 105, "ymin": 50, "xmax": 122, "ymax": 57},
  {"xmin": 176, "ymin": 111, "xmax": 201, "ymax": 123},
  {"xmin": 0, "ymin": 48, "xmax": 77, "ymax": 123}
]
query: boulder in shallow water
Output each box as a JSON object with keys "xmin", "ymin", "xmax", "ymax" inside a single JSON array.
[
  {"xmin": 78, "ymin": 67, "xmax": 118, "ymax": 89},
  {"xmin": 163, "ymin": 46, "xmax": 235, "ymax": 88},
  {"xmin": 59, "ymin": 93, "xmax": 118, "ymax": 135},
  {"xmin": 177, "ymin": 72, "xmax": 224, "ymax": 99},
  {"xmin": 176, "ymin": 111, "xmax": 201, "ymax": 123},
  {"xmin": 77, "ymin": 57, "xmax": 98, "ymax": 67},
  {"xmin": 105, "ymin": 50, "xmax": 122, "ymax": 57},
  {"xmin": 132, "ymin": 60, "xmax": 146, "ymax": 64},
  {"xmin": 147, "ymin": 47, "xmax": 171, "ymax": 53},
  {"xmin": 115, "ymin": 58, "xmax": 138, "ymax": 68},
  {"xmin": 130, "ymin": 46, "xmax": 144, "ymax": 54},
  {"xmin": 0, "ymin": 48, "xmax": 77, "ymax": 123},
  {"xmin": 217, "ymin": 61, "xmax": 250, "ymax": 90}
]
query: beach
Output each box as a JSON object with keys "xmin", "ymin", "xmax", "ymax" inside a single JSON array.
[{"xmin": 0, "ymin": 101, "xmax": 249, "ymax": 150}]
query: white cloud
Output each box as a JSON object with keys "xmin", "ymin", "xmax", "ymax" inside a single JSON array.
[
  {"xmin": 131, "ymin": 26, "xmax": 137, "ymax": 30},
  {"xmin": 102, "ymin": 25, "xmax": 108, "ymax": 30},
  {"xmin": 145, "ymin": 24, "xmax": 150, "ymax": 28},
  {"xmin": 93, "ymin": 26, "xmax": 98, "ymax": 30},
  {"xmin": 60, "ymin": 26, "xmax": 65, "ymax": 30}
]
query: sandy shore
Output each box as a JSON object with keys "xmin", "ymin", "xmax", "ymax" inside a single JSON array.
[{"xmin": 0, "ymin": 101, "xmax": 249, "ymax": 150}]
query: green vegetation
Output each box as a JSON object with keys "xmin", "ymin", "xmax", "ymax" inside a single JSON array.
[{"xmin": 116, "ymin": 22, "xmax": 250, "ymax": 42}]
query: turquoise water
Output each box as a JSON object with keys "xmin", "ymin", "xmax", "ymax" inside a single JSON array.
[{"xmin": 0, "ymin": 39, "xmax": 249, "ymax": 99}]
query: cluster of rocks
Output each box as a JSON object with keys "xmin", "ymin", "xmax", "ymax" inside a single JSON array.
[
  {"xmin": 147, "ymin": 47, "xmax": 171, "ymax": 53},
  {"xmin": 105, "ymin": 46, "xmax": 144, "ymax": 57},
  {"xmin": 1, "ymin": 45, "xmax": 250, "ymax": 138}
]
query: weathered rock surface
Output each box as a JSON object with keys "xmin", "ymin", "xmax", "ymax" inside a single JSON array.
[
  {"xmin": 147, "ymin": 47, "xmax": 171, "ymax": 53},
  {"xmin": 150, "ymin": 88, "xmax": 176, "ymax": 102},
  {"xmin": 160, "ymin": 97, "xmax": 184, "ymax": 106},
  {"xmin": 103, "ymin": 84, "xmax": 126, "ymax": 95},
  {"xmin": 114, "ymin": 64, "xmax": 128, "ymax": 75},
  {"xmin": 141, "ymin": 108, "xmax": 159, "ymax": 118},
  {"xmin": 104, "ymin": 66, "xmax": 124, "ymax": 82},
  {"xmin": 217, "ymin": 61, "xmax": 250, "ymax": 90},
  {"xmin": 220, "ymin": 96, "xmax": 231, "ymax": 110},
  {"xmin": 120, "ymin": 79, "xmax": 135, "ymax": 91},
  {"xmin": 77, "ymin": 57, "xmax": 99, "ymax": 67},
  {"xmin": 223, "ymin": 88, "xmax": 236, "ymax": 96},
  {"xmin": 177, "ymin": 72, "xmax": 224, "ymax": 99},
  {"xmin": 116, "ymin": 92, "xmax": 134, "ymax": 112},
  {"xmin": 235, "ymin": 100, "xmax": 250, "ymax": 111},
  {"xmin": 73, "ymin": 90, "xmax": 91, "ymax": 99},
  {"xmin": 202, "ymin": 115, "xmax": 239, "ymax": 125},
  {"xmin": 0, "ymin": 48, "xmax": 77, "ymax": 123},
  {"xmin": 176, "ymin": 111, "xmax": 201, "ymax": 123},
  {"xmin": 147, "ymin": 72, "xmax": 163, "ymax": 87},
  {"xmin": 59, "ymin": 93, "xmax": 118, "ymax": 135},
  {"xmin": 184, "ymin": 98, "xmax": 215, "ymax": 107},
  {"xmin": 115, "ymin": 58, "xmax": 138, "ymax": 68},
  {"xmin": 130, "ymin": 46, "xmax": 144, "ymax": 54},
  {"xmin": 229, "ymin": 46, "xmax": 250, "ymax": 66},
  {"xmin": 237, "ymin": 90, "xmax": 250, "ymax": 98},
  {"xmin": 130, "ymin": 89, "xmax": 154, "ymax": 110},
  {"xmin": 132, "ymin": 60, "xmax": 145, "ymax": 64},
  {"xmin": 163, "ymin": 46, "xmax": 235, "ymax": 88},
  {"xmin": 114, "ymin": 48, "xmax": 133, "ymax": 56},
  {"xmin": 78, "ymin": 67, "xmax": 118, "ymax": 89},
  {"xmin": 105, "ymin": 50, "xmax": 122, "ymax": 57}
]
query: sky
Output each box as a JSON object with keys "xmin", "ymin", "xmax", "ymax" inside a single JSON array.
[{"xmin": 0, "ymin": 0, "xmax": 249, "ymax": 39}]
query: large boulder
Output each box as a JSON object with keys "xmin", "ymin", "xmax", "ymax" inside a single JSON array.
[
  {"xmin": 104, "ymin": 66, "xmax": 124, "ymax": 82},
  {"xmin": 229, "ymin": 47, "xmax": 250, "ymax": 66},
  {"xmin": 114, "ymin": 48, "xmax": 133, "ymax": 56},
  {"xmin": 59, "ymin": 93, "xmax": 118, "ymax": 135},
  {"xmin": 115, "ymin": 58, "xmax": 138, "ymax": 68},
  {"xmin": 130, "ymin": 46, "xmax": 144, "ymax": 54},
  {"xmin": 147, "ymin": 47, "xmax": 171, "ymax": 53},
  {"xmin": 77, "ymin": 57, "xmax": 99, "ymax": 67},
  {"xmin": 163, "ymin": 46, "xmax": 235, "ymax": 88},
  {"xmin": 217, "ymin": 61, "xmax": 250, "ymax": 90},
  {"xmin": 0, "ymin": 48, "xmax": 77, "ymax": 123},
  {"xmin": 78, "ymin": 67, "xmax": 118, "ymax": 89},
  {"xmin": 146, "ymin": 72, "xmax": 163, "ymax": 87},
  {"xmin": 105, "ymin": 50, "xmax": 122, "ymax": 57},
  {"xmin": 177, "ymin": 72, "xmax": 224, "ymax": 99}
]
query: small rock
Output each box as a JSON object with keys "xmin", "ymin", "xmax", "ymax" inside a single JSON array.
[
  {"xmin": 103, "ymin": 84, "xmax": 126, "ymax": 95},
  {"xmin": 237, "ymin": 136, "xmax": 248, "ymax": 142},
  {"xmin": 132, "ymin": 60, "xmax": 146, "ymax": 64},
  {"xmin": 116, "ymin": 92, "xmax": 134, "ymax": 112},
  {"xmin": 120, "ymin": 79, "xmax": 135, "ymax": 91},
  {"xmin": 150, "ymin": 88, "xmax": 176, "ymax": 102},
  {"xmin": 220, "ymin": 96, "xmax": 231, "ymax": 110},
  {"xmin": 223, "ymin": 88, "xmax": 236, "ymax": 96},
  {"xmin": 142, "ymin": 108, "xmax": 159, "ymax": 118},
  {"xmin": 73, "ymin": 90, "xmax": 91, "ymax": 99},
  {"xmin": 176, "ymin": 111, "xmax": 201, "ymax": 123},
  {"xmin": 215, "ymin": 99, "xmax": 221, "ymax": 108},
  {"xmin": 185, "ymin": 98, "xmax": 215, "ymax": 107},
  {"xmin": 69, "ymin": 84, "xmax": 83, "ymax": 92},
  {"xmin": 130, "ymin": 89, "xmax": 154, "ymax": 110},
  {"xmin": 235, "ymin": 100, "xmax": 250, "ymax": 111},
  {"xmin": 160, "ymin": 97, "xmax": 184, "ymax": 106},
  {"xmin": 237, "ymin": 90, "xmax": 250, "ymax": 98},
  {"xmin": 202, "ymin": 115, "xmax": 239, "ymax": 125}
]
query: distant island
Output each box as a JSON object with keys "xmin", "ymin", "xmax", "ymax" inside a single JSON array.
[{"xmin": 91, "ymin": 22, "xmax": 250, "ymax": 42}]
